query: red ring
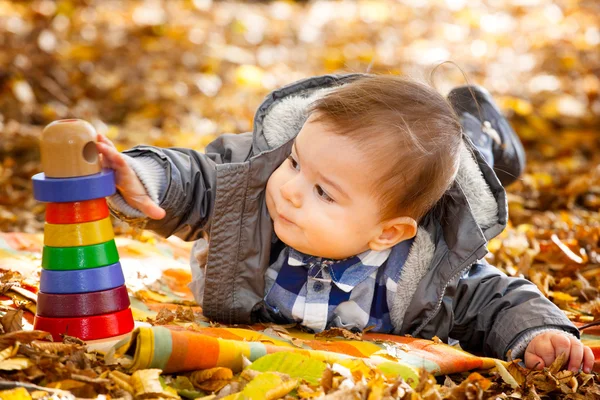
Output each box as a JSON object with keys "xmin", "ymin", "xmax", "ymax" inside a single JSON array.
[
  {"xmin": 45, "ymin": 198, "xmax": 109, "ymax": 224},
  {"xmin": 33, "ymin": 308, "xmax": 134, "ymax": 341},
  {"xmin": 36, "ymin": 285, "xmax": 130, "ymax": 318}
]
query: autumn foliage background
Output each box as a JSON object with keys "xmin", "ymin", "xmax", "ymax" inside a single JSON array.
[{"xmin": 0, "ymin": 0, "xmax": 600, "ymax": 322}]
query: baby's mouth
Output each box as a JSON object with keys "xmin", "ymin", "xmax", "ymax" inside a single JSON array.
[{"xmin": 278, "ymin": 213, "xmax": 296, "ymax": 226}]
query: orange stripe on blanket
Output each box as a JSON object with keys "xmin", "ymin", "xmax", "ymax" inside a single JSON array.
[
  {"xmin": 365, "ymin": 333, "xmax": 489, "ymax": 372},
  {"xmin": 164, "ymin": 329, "xmax": 219, "ymax": 372}
]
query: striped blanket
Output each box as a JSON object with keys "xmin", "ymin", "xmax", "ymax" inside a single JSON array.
[{"xmin": 1, "ymin": 232, "xmax": 597, "ymax": 375}]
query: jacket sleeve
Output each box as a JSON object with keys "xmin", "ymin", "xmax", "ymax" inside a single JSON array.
[
  {"xmin": 110, "ymin": 132, "xmax": 253, "ymax": 241},
  {"xmin": 448, "ymin": 261, "xmax": 579, "ymax": 359}
]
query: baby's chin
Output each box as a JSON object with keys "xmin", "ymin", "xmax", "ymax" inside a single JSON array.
[{"xmin": 274, "ymin": 226, "xmax": 353, "ymax": 259}]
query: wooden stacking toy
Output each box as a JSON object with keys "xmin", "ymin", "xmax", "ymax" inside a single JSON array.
[{"xmin": 32, "ymin": 119, "xmax": 134, "ymax": 341}]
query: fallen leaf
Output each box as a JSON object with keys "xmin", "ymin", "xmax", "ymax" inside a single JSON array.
[
  {"xmin": 1, "ymin": 310, "xmax": 23, "ymax": 333},
  {"xmin": 0, "ymin": 357, "xmax": 33, "ymax": 371},
  {"xmin": 189, "ymin": 367, "xmax": 233, "ymax": 392},
  {"xmin": 248, "ymin": 352, "xmax": 326, "ymax": 386},
  {"xmin": 0, "ymin": 387, "xmax": 31, "ymax": 400},
  {"xmin": 131, "ymin": 369, "xmax": 179, "ymax": 399},
  {"xmin": 315, "ymin": 327, "xmax": 362, "ymax": 341}
]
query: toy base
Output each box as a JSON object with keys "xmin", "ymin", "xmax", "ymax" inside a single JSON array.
[{"xmin": 33, "ymin": 307, "xmax": 134, "ymax": 341}]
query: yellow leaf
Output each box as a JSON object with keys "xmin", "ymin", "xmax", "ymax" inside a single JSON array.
[
  {"xmin": 367, "ymin": 375, "xmax": 386, "ymax": 400},
  {"xmin": 375, "ymin": 361, "xmax": 420, "ymax": 389},
  {"xmin": 0, "ymin": 387, "xmax": 31, "ymax": 400},
  {"xmin": 265, "ymin": 377, "xmax": 298, "ymax": 399},
  {"xmin": 549, "ymin": 291, "xmax": 577, "ymax": 302},
  {"xmin": 109, "ymin": 370, "xmax": 134, "ymax": 394},
  {"xmin": 493, "ymin": 360, "xmax": 519, "ymax": 389},
  {"xmin": 135, "ymin": 290, "xmax": 172, "ymax": 303},
  {"xmin": 46, "ymin": 380, "xmax": 86, "ymax": 391},
  {"xmin": 336, "ymin": 359, "xmax": 374, "ymax": 381},
  {"xmin": 0, "ymin": 357, "xmax": 32, "ymax": 371},
  {"xmin": 0, "ymin": 345, "xmax": 18, "ymax": 362},
  {"xmin": 131, "ymin": 369, "xmax": 179, "ymax": 399},
  {"xmin": 238, "ymin": 372, "xmax": 297, "ymax": 400}
]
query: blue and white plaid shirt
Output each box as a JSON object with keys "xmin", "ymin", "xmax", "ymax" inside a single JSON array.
[{"xmin": 263, "ymin": 239, "xmax": 413, "ymax": 333}]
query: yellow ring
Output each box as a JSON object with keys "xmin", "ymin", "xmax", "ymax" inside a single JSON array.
[{"xmin": 44, "ymin": 217, "xmax": 114, "ymax": 247}]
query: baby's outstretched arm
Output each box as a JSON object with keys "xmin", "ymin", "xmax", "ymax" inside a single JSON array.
[
  {"xmin": 96, "ymin": 134, "xmax": 166, "ymax": 220},
  {"xmin": 94, "ymin": 131, "xmax": 252, "ymax": 241},
  {"xmin": 524, "ymin": 331, "xmax": 594, "ymax": 373}
]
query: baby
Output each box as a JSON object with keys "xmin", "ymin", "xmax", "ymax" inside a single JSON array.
[{"xmin": 98, "ymin": 74, "xmax": 594, "ymax": 373}]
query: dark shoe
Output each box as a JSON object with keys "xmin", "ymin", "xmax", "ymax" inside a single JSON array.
[{"xmin": 448, "ymin": 85, "xmax": 526, "ymax": 186}]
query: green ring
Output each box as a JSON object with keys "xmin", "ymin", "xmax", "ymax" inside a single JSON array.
[{"xmin": 42, "ymin": 240, "xmax": 120, "ymax": 271}]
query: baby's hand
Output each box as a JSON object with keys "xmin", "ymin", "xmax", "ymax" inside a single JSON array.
[
  {"xmin": 96, "ymin": 134, "xmax": 166, "ymax": 220},
  {"xmin": 524, "ymin": 331, "xmax": 594, "ymax": 373}
]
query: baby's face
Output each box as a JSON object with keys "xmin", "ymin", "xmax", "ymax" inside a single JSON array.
[{"xmin": 266, "ymin": 116, "xmax": 385, "ymax": 259}]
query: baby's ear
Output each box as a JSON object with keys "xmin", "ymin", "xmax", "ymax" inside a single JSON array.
[{"xmin": 368, "ymin": 217, "xmax": 417, "ymax": 251}]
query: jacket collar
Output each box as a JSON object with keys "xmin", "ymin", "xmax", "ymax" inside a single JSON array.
[{"xmin": 287, "ymin": 247, "xmax": 393, "ymax": 293}]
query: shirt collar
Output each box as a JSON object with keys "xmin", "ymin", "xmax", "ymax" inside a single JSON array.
[{"xmin": 287, "ymin": 247, "xmax": 392, "ymax": 293}]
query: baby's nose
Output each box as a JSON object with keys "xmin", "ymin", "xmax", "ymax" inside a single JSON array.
[{"xmin": 280, "ymin": 182, "xmax": 302, "ymax": 208}]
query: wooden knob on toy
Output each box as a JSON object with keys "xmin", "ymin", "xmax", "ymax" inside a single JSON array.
[{"xmin": 41, "ymin": 119, "xmax": 101, "ymax": 178}]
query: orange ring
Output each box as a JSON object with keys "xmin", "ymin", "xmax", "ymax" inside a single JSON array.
[
  {"xmin": 33, "ymin": 308, "xmax": 134, "ymax": 341},
  {"xmin": 45, "ymin": 198, "xmax": 109, "ymax": 224}
]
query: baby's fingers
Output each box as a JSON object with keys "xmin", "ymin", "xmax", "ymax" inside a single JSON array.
[
  {"xmin": 583, "ymin": 346, "xmax": 595, "ymax": 374},
  {"xmin": 96, "ymin": 142, "xmax": 127, "ymax": 171},
  {"xmin": 96, "ymin": 133, "xmax": 118, "ymax": 150},
  {"xmin": 566, "ymin": 337, "xmax": 584, "ymax": 372}
]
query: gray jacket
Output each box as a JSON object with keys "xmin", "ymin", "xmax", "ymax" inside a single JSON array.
[{"xmin": 113, "ymin": 74, "xmax": 578, "ymax": 359}]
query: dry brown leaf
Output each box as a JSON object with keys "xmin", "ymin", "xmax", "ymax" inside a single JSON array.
[
  {"xmin": 320, "ymin": 368, "xmax": 334, "ymax": 394},
  {"xmin": 548, "ymin": 352, "xmax": 568, "ymax": 374},
  {"xmin": 153, "ymin": 308, "xmax": 176, "ymax": 325},
  {"xmin": 315, "ymin": 327, "xmax": 362, "ymax": 341},
  {"xmin": 0, "ymin": 331, "xmax": 52, "ymax": 351},
  {"xmin": 189, "ymin": 367, "xmax": 233, "ymax": 392},
  {"xmin": 175, "ymin": 306, "xmax": 195, "ymax": 322},
  {"xmin": 46, "ymin": 379, "xmax": 97, "ymax": 398},
  {"xmin": 30, "ymin": 341, "xmax": 80, "ymax": 354},
  {"xmin": 1, "ymin": 310, "xmax": 23, "ymax": 333}
]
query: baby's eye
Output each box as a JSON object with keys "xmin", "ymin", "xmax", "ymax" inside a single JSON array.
[
  {"xmin": 287, "ymin": 155, "xmax": 300, "ymax": 171},
  {"xmin": 315, "ymin": 185, "xmax": 334, "ymax": 203}
]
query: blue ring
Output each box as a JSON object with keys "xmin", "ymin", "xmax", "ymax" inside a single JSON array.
[
  {"xmin": 32, "ymin": 169, "xmax": 116, "ymax": 203},
  {"xmin": 40, "ymin": 262, "xmax": 125, "ymax": 294}
]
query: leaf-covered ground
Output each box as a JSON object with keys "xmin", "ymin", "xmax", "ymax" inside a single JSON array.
[{"xmin": 0, "ymin": 0, "xmax": 600, "ymax": 398}]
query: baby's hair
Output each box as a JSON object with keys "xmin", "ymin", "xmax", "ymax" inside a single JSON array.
[{"xmin": 308, "ymin": 75, "xmax": 462, "ymax": 222}]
